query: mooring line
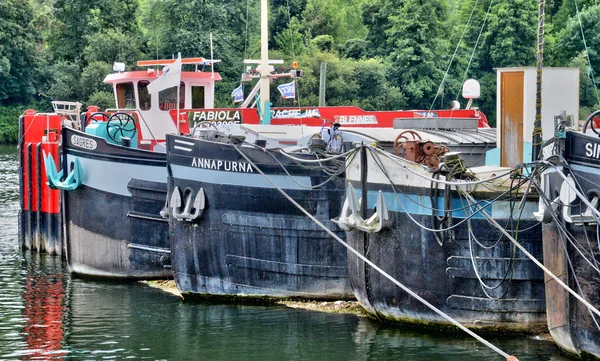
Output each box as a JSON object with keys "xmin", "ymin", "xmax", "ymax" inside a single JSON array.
[
  {"xmin": 542, "ymin": 160, "xmax": 600, "ymax": 220},
  {"xmin": 233, "ymin": 145, "xmax": 518, "ymax": 361},
  {"xmin": 462, "ymin": 191, "xmax": 600, "ymax": 318}
]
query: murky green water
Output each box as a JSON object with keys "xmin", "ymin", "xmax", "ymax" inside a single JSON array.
[{"xmin": 0, "ymin": 144, "xmax": 574, "ymax": 360}]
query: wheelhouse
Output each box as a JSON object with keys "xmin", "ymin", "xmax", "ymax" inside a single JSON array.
[{"xmin": 103, "ymin": 58, "xmax": 222, "ymax": 143}]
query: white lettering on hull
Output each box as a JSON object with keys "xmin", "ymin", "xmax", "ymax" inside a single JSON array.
[
  {"xmin": 190, "ymin": 111, "xmax": 241, "ymax": 124},
  {"xmin": 334, "ymin": 115, "xmax": 378, "ymax": 124},
  {"xmin": 273, "ymin": 109, "xmax": 321, "ymax": 119},
  {"xmin": 585, "ymin": 142, "xmax": 600, "ymax": 159},
  {"xmin": 71, "ymin": 135, "xmax": 98, "ymax": 150},
  {"xmin": 191, "ymin": 157, "xmax": 254, "ymax": 173}
]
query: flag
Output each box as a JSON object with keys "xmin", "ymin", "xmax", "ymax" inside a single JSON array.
[
  {"xmin": 147, "ymin": 53, "xmax": 182, "ymax": 94},
  {"xmin": 277, "ymin": 81, "xmax": 295, "ymax": 99},
  {"xmin": 231, "ymin": 84, "xmax": 244, "ymax": 103}
]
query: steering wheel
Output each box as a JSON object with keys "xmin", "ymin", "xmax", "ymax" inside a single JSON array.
[
  {"xmin": 85, "ymin": 112, "xmax": 110, "ymax": 126},
  {"xmin": 394, "ymin": 130, "xmax": 422, "ymax": 155},
  {"xmin": 582, "ymin": 109, "xmax": 600, "ymax": 136},
  {"xmin": 106, "ymin": 113, "xmax": 137, "ymax": 143},
  {"xmin": 191, "ymin": 121, "xmax": 220, "ymax": 137}
]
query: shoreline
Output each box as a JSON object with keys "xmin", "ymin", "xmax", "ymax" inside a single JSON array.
[
  {"xmin": 142, "ymin": 280, "xmax": 370, "ymax": 317},
  {"xmin": 141, "ymin": 280, "xmax": 554, "ymax": 341}
]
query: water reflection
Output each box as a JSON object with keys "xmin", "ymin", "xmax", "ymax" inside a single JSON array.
[
  {"xmin": 19, "ymin": 255, "xmax": 68, "ymax": 360},
  {"xmin": 0, "ymin": 145, "xmax": 576, "ymax": 361}
]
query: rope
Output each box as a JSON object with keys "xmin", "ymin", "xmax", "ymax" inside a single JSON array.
[
  {"xmin": 285, "ymin": 0, "xmax": 302, "ymax": 107},
  {"xmin": 232, "ymin": 144, "xmax": 518, "ymax": 361},
  {"xmin": 558, "ymin": 220, "xmax": 600, "ymax": 332},
  {"xmin": 241, "ymin": 0, "xmax": 251, "ymax": 96},
  {"xmin": 369, "ymin": 146, "xmax": 516, "ymax": 187},
  {"xmin": 455, "ymin": 0, "xmax": 495, "ymax": 102},
  {"xmin": 574, "ymin": 0, "xmax": 600, "ymax": 107},
  {"xmin": 366, "ymin": 146, "xmax": 533, "ymax": 234},
  {"xmin": 250, "ymin": 145, "xmax": 356, "ymax": 190},
  {"xmin": 462, "ymin": 191, "xmax": 600, "ymax": 318},
  {"xmin": 428, "ymin": 0, "xmax": 481, "ymax": 114}
]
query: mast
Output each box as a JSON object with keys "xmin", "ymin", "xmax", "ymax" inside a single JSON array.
[
  {"xmin": 260, "ymin": 0, "xmax": 271, "ymax": 123},
  {"xmin": 532, "ymin": 0, "xmax": 545, "ymax": 160}
]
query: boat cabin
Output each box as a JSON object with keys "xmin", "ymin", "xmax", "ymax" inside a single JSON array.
[{"xmin": 99, "ymin": 57, "xmax": 222, "ymax": 145}]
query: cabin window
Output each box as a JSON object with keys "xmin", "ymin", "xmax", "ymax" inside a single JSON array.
[
  {"xmin": 116, "ymin": 82, "xmax": 136, "ymax": 109},
  {"xmin": 191, "ymin": 86, "xmax": 205, "ymax": 108},
  {"xmin": 158, "ymin": 82, "xmax": 185, "ymax": 111},
  {"xmin": 138, "ymin": 81, "xmax": 151, "ymax": 110}
]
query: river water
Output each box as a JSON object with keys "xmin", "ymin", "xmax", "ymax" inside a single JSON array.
[{"xmin": 0, "ymin": 145, "xmax": 573, "ymax": 361}]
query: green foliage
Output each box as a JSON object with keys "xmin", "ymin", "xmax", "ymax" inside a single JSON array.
[
  {"xmin": 301, "ymin": 0, "xmax": 367, "ymax": 44},
  {"xmin": 483, "ymin": 0, "xmax": 537, "ymax": 68},
  {"xmin": 87, "ymin": 91, "xmax": 116, "ymax": 110},
  {"xmin": 83, "ymin": 30, "xmax": 145, "ymax": 67},
  {"xmin": 386, "ymin": 0, "xmax": 451, "ymax": 109},
  {"xmin": 46, "ymin": 61, "xmax": 82, "ymax": 102},
  {"xmin": 569, "ymin": 52, "xmax": 600, "ymax": 112},
  {"xmin": 48, "ymin": 0, "xmax": 142, "ymax": 64},
  {"xmin": 140, "ymin": 0, "xmax": 253, "ymax": 80},
  {"xmin": 312, "ymin": 35, "xmax": 335, "ymax": 52},
  {"xmin": 281, "ymin": 50, "xmax": 406, "ymax": 110},
  {"xmin": 2, "ymin": 0, "xmax": 598, "ymax": 132},
  {"xmin": 552, "ymin": 0, "xmax": 596, "ymax": 31},
  {"xmin": 274, "ymin": 17, "xmax": 306, "ymax": 57},
  {"xmin": 343, "ymin": 39, "xmax": 369, "ymax": 60},
  {"xmin": 362, "ymin": 0, "xmax": 403, "ymax": 57},
  {"xmin": 0, "ymin": 106, "xmax": 23, "ymax": 144},
  {"xmin": 81, "ymin": 62, "xmax": 114, "ymax": 100},
  {"xmin": 270, "ymin": 0, "xmax": 307, "ymax": 47},
  {"xmin": 0, "ymin": 0, "xmax": 46, "ymax": 105},
  {"xmin": 556, "ymin": 5, "xmax": 600, "ymax": 71}
]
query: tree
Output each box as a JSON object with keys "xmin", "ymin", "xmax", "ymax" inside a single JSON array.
[
  {"xmin": 88, "ymin": 91, "xmax": 116, "ymax": 110},
  {"xmin": 300, "ymin": 0, "xmax": 367, "ymax": 45},
  {"xmin": 555, "ymin": 5, "xmax": 600, "ymax": 73},
  {"xmin": 274, "ymin": 17, "xmax": 306, "ymax": 57},
  {"xmin": 83, "ymin": 30, "xmax": 145, "ymax": 67},
  {"xmin": 140, "ymin": 0, "xmax": 255, "ymax": 82},
  {"xmin": 0, "ymin": 0, "xmax": 46, "ymax": 105},
  {"xmin": 362, "ymin": 0, "xmax": 404, "ymax": 57},
  {"xmin": 270, "ymin": 0, "xmax": 307, "ymax": 48},
  {"xmin": 46, "ymin": 61, "xmax": 82, "ymax": 101},
  {"xmin": 552, "ymin": 0, "xmax": 596, "ymax": 31},
  {"xmin": 386, "ymin": 0, "xmax": 451, "ymax": 109},
  {"xmin": 81, "ymin": 61, "xmax": 114, "ymax": 101},
  {"xmin": 48, "ymin": 0, "xmax": 142, "ymax": 64}
]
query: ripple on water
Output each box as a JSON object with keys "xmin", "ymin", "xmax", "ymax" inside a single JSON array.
[{"xmin": 0, "ymin": 145, "xmax": 575, "ymax": 361}]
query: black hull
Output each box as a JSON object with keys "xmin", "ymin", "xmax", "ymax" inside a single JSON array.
[
  {"xmin": 167, "ymin": 135, "xmax": 353, "ymax": 300},
  {"xmin": 62, "ymin": 128, "xmax": 171, "ymax": 279},
  {"xmin": 347, "ymin": 210, "xmax": 546, "ymax": 333},
  {"xmin": 344, "ymin": 147, "xmax": 546, "ymax": 333},
  {"xmin": 542, "ymin": 132, "xmax": 600, "ymax": 359}
]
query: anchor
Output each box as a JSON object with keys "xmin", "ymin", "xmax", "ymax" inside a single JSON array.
[
  {"xmin": 533, "ymin": 175, "xmax": 559, "ymax": 223},
  {"xmin": 333, "ymin": 183, "xmax": 391, "ymax": 233},
  {"xmin": 169, "ymin": 186, "xmax": 205, "ymax": 222},
  {"xmin": 43, "ymin": 151, "xmax": 83, "ymax": 191},
  {"xmin": 558, "ymin": 174, "xmax": 599, "ymax": 225}
]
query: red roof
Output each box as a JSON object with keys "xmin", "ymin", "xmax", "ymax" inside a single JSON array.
[{"xmin": 104, "ymin": 71, "xmax": 222, "ymax": 83}]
